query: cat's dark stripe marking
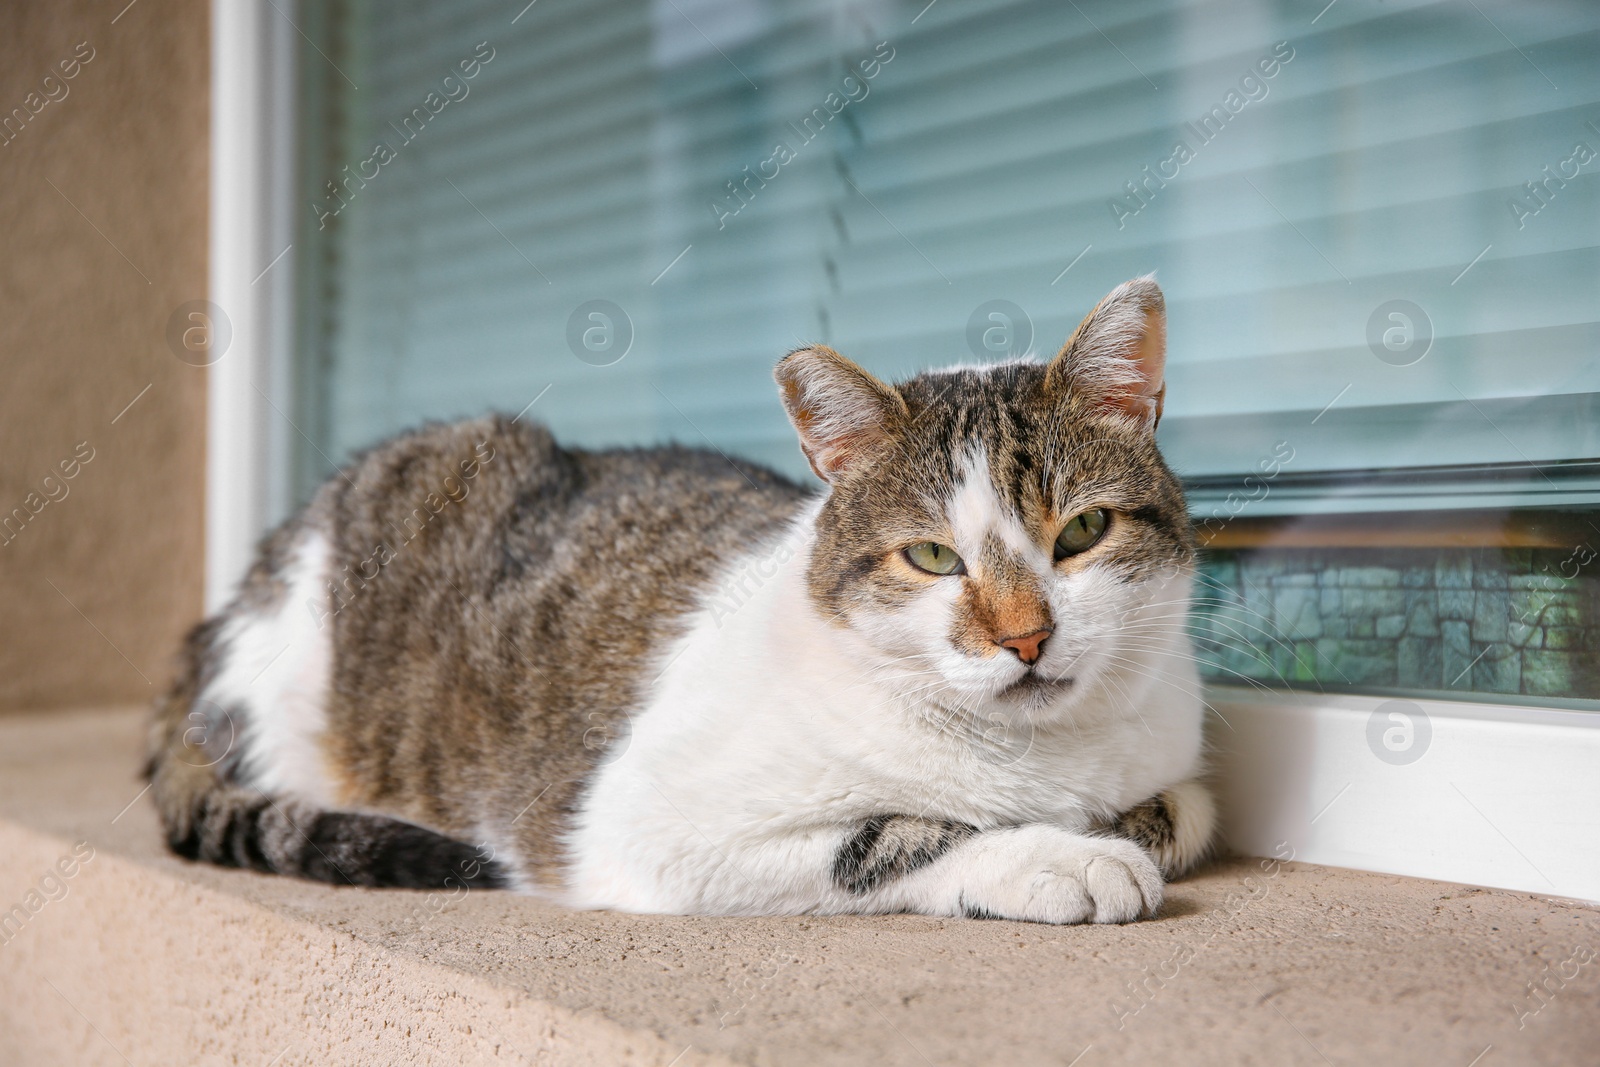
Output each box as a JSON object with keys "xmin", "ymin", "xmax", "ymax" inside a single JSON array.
[
  {"xmin": 832, "ymin": 815, "xmax": 888, "ymax": 890},
  {"xmin": 234, "ymin": 798, "xmax": 275, "ymax": 872},
  {"xmin": 171, "ymin": 826, "xmax": 200, "ymax": 860},
  {"xmin": 961, "ymin": 898, "xmax": 1003, "ymax": 921},
  {"xmin": 1114, "ymin": 793, "xmax": 1176, "ymax": 857},
  {"xmin": 301, "ymin": 812, "xmax": 508, "ymax": 889},
  {"xmin": 832, "ymin": 815, "xmax": 977, "ymax": 896},
  {"xmin": 176, "ymin": 779, "xmax": 509, "ymax": 889}
]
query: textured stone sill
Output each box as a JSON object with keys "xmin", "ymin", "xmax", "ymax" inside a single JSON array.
[{"xmin": 1, "ymin": 707, "xmax": 1597, "ymax": 1066}]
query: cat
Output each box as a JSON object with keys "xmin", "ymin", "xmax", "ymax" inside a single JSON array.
[{"xmin": 147, "ymin": 276, "xmax": 1215, "ymax": 924}]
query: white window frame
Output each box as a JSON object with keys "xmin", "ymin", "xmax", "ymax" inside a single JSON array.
[
  {"xmin": 207, "ymin": 0, "xmax": 298, "ymax": 613},
  {"xmin": 207, "ymin": 0, "xmax": 1599, "ymax": 905}
]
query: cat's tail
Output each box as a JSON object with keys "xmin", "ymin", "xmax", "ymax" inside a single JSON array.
[{"xmin": 145, "ymin": 618, "xmax": 509, "ymax": 890}]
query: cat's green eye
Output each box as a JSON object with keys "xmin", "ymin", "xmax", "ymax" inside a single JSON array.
[
  {"xmin": 904, "ymin": 541, "xmax": 966, "ymax": 576},
  {"xmin": 1054, "ymin": 508, "xmax": 1109, "ymax": 560}
]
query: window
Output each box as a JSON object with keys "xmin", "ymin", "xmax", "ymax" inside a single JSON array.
[{"xmin": 291, "ymin": 0, "xmax": 1600, "ymax": 701}]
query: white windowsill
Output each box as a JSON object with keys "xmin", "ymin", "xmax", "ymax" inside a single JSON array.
[{"xmin": 1208, "ymin": 685, "xmax": 1600, "ymax": 904}]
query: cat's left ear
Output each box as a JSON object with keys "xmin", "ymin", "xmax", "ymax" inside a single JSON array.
[
  {"xmin": 1045, "ymin": 275, "xmax": 1167, "ymax": 430},
  {"xmin": 775, "ymin": 345, "xmax": 908, "ymax": 483}
]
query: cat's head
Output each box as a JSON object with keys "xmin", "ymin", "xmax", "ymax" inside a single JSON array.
[{"xmin": 775, "ymin": 276, "xmax": 1193, "ymax": 719}]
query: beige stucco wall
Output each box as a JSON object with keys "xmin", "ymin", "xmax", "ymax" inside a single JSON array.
[{"xmin": 0, "ymin": 1, "xmax": 209, "ymax": 712}]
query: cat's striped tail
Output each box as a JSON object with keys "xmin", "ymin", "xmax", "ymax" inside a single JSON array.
[{"xmin": 145, "ymin": 619, "xmax": 509, "ymax": 890}]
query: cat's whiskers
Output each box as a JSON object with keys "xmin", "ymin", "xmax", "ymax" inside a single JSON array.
[
  {"xmin": 1098, "ymin": 666, "xmax": 1156, "ymax": 736},
  {"xmin": 1096, "ymin": 645, "xmax": 1264, "ymax": 725},
  {"xmin": 1112, "ymin": 635, "xmax": 1287, "ymax": 695},
  {"xmin": 1116, "ymin": 611, "xmax": 1301, "ymax": 682},
  {"xmin": 1122, "ymin": 642, "xmax": 1305, "ymax": 698},
  {"xmin": 1111, "ymin": 624, "xmax": 1262, "ymax": 673},
  {"xmin": 1097, "ymin": 650, "xmax": 1206, "ymax": 706},
  {"xmin": 1121, "ymin": 600, "xmax": 1294, "ymax": 660}
]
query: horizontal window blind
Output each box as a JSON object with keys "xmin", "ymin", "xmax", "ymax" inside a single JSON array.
[{"xmin": 295, "ymin": 0, "xmax": 1600, "ymax": 515}]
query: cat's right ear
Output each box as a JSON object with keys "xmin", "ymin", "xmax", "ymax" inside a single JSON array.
[
  {"xmin": 1045, "ymin": 275, "xmax": 1167, "ymax": 430},
  {"xmin": 775, "ymin": 346, "xmax": 907, "ymax": 483}
]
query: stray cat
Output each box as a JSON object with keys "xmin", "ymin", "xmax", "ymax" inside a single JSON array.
[{"xmin": 148, "ymin": 276, "xmax": 1214, "ymax": 924}]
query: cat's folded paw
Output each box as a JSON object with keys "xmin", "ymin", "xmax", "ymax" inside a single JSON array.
[{"xmin": 958, "ymin": 826, "xmax": 1163, "ymax": 924}]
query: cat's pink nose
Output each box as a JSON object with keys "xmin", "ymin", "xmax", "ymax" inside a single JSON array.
[{"xmin": 999, "ymin": 629, "xmax": 1052, "ymax": 665}]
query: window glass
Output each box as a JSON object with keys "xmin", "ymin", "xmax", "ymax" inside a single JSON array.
[{"xmin": 295, "ymin": 0, "xmax": 1600, "ymax": 701}]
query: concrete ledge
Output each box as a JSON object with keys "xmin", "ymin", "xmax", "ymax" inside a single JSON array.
[{"xmin": 2, "ymin": 708, "xmax": 1597, "ymax": 1066}]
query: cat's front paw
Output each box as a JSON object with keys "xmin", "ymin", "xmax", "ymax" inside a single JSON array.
[{"xmin": 957, "ymin": 826, "xmax": 1163, "ymax": 924}]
